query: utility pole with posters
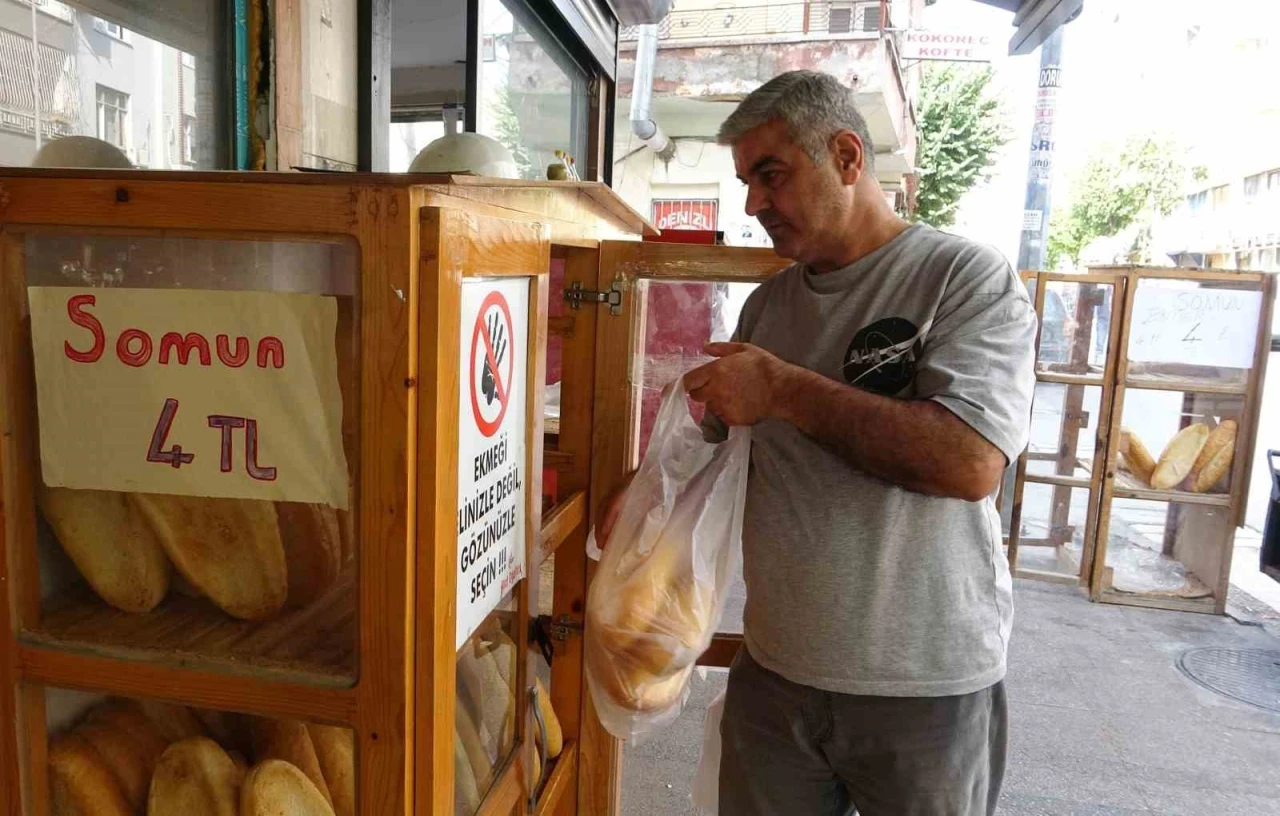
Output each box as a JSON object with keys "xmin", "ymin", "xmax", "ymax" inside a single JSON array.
[{"xmin": 1015, "ymin": 27, "xmax": 1064, "ymax": 272}]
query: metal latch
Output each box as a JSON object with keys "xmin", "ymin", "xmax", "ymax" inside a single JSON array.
[
  {"xmin": 564, "ymin": 280, "xmax": 624, "ymax": 315},
  {"xmin": 535, "ymin": 613, "xmax": 584, "ymax": 642}
]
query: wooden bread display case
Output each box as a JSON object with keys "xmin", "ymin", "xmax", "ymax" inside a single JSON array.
[
  {"xmin": 0, "ymin": 169, "xmax": 662, "ymax": 816},
  {"xmin": 1007, "ymin": 266, "xmax": 1276, "ymax": 614}
]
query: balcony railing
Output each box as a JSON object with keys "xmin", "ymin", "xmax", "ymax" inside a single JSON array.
[{"xmin": 620, "ymin": 1, "xmax": 891, "ymax": 43}]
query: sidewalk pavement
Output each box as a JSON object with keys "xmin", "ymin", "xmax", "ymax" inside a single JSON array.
[{"xmin": 622, "ymin": 579, "xmax": 1280, "ymax": 815}]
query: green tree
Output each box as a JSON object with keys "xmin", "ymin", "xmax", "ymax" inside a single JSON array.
[
  {"xmin": 1047, "ymin": 137, "xmax": 1187, "ymax": 269},
  {"xmin": 489, "ymin": 86, "xmax": 534, "ymax": 180},
  {"xmin": 912, "ymin": 64, "xmax": 1009, "ymax": 228}
]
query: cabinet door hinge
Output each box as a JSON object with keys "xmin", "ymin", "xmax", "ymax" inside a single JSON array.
[{"xmin": 564, "ymin": 279, "xmax": 624, "ymax": 315}]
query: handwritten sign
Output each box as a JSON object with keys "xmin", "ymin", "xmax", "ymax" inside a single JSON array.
[
  {"xmin": 456, "ymin": 278, "xmax": 529, "ymax": 648},
  {"xmin": 1128, "ymin": 285, "xmax": 1263, "ymax": 369},
  {"xmin": 28, "ymin": 287, "xmax": 348, "ymax": 508}
]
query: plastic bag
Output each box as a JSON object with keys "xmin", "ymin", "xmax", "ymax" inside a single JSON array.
[
  {"xmin": 584, "ymin": 379, "xmax": 749, "ymax": 741},
  {"xmin": 691, "ymin": 685, "xmax": 727, "ymax": 814}
]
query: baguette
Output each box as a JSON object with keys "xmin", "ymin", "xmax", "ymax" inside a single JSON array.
[
  {"xmin": 130, "ymin": 494, "xmax": 287, "ymax": 620},
  {"xmin": 136, "ymin": 699, "xmax": 206, "ymax": 743},
  {"xmin": 241, "ymin": 759, "xmax": 337, "ymax": 816},
  {"xmin": 83, "ymin": 700, "xmax": 169, "ymax": 772},
  {"xmin": 1189, "ymin": 420, "xmax": 1238, "ymax": 493},
  {"xmin": 74, "ymin": 717, "xmax": 154, "ymax": 809},
  {"xmin": 146, "ymin": 737, "xmax": 241, "ymax": 816},
  {"xmin": 533, "ymin": 678, "xmax": 563, "ymax": 759},
  {"xmin": 1119, "ymin": 428, "xmax": 1157, "ymax": 485},
  {"xmin": 249, "ymin": 718, "xmax": 333, "ymax": 806},
  {"xmin": 606, "ymin": 537, "xmax": 714, "ymax": 675},
  {"xmin": 307, "ymin": 724, "xmax": 355, "ymax": 816},
  {"xmin": 48, "ymin": 733, "xmax": 131, "ymax": 816},
  {"xmin": 1151, "ymin": 423, "xmax": 1210, "ymax": 490},
  {"xmin": 455, "ymin": 699, "xmax": 493, "ymax": 790},
  {"xmin": 38, "ymin": 487, "xmax": 170, "ymax": 613},
  {"xmin": 276, "ymin": 502, "xmax": 343, "ymax": 608},
  {"xmin": 191, "ymin": 708, "xmax": 250, "ymax": 755},
  {"xmin": 454, "ymin": 728, "xmax": 480, "ymax": 816}
]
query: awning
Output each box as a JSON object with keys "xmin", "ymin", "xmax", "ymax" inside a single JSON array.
[{"xmin": 969, "ymin": 0, "xmax": 1083, "ymax": 55}]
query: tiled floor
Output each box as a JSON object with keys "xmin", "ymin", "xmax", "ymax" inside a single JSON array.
[{"xmin": 621, "ymin": 580, "xmax": 1280, "ymax": 815}]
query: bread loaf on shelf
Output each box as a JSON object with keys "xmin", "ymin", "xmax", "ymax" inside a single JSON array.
[
  {"xmin": 146, "ymin": 737, "xmax": 242, "ymax": 816},
  {"xmin": 75, "ymin": 714, "xmax": 156, "ymax": 809},
  {"xmin": 1118, "ymin": 428, "xmax": 1157, "ymax": 485},
  {"xmin": 308, "ymin": 724, "xmax": 356, "ymax": 816},
  {"xmin": 130, "ymin": 494, "xmax": 288, "ymax": 620},
  {"xmin": 1151, "ymin": 423, "xmax": 1210, "ymax": 490},
  {"xmin": 275, "ymin": 502, "xmax": 344, "ymax": 608},
  {"xmin": 37, "ymin": 486, "xmax": 171, "ymax": 613},
  {"xmin": 48, "ymin": 732, "xmax": 132, "ymax": 816},
  {"xmin": 454, "ymin": 728, "xmax": 481, "ymax": 816},
  {"xmin": 83, "ymin": 701, "xmax": 169, "ymax": 773},
  {"xmin": 249, "ymin": 718, "xmax": 333, "ymax": 807},
  {"xmin": 1188, "ymin": 419, "xmax": 1237, "ymax": 493},
  {"xmin": 136, "ymin": 700, "xmax": 207, "ymax": 744},
  {"xmin": 240, "ymin": 759, "xmax": 337, "ymax": 816}
]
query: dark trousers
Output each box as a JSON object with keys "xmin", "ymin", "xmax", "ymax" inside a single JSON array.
[{"xmin": 719, "ymin": 648, "xmax": 1008, "ymax": 816}]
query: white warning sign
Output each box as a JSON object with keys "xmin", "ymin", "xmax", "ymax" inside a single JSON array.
[{"xmin": 457, "ymin": 277, "xmax": 530, "ymax": 648}]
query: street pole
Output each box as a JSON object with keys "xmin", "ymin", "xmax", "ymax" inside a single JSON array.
[
  {"xmin": 1015, "ymin": 27, "xmax": 1065, "ymax": 272},
  {"xmin": 30, "ymin": 0, "xmax": 42, "ymax": 152}
]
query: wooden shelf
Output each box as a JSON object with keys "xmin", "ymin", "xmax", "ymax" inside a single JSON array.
[
  {"xmin": 1111, "ymin": 471, "xmax": 1232, "ymax": 507},
  {"xmin": 1024, "ymin": 472, "xmax": 1091, "ymax": 489},
  {"xmin": 1122, "ymin": 376, "xmax": 1248, "ymax": 396},
  {"xmin": 1098, "ymin": 590, "xmax": 1216, "ymax": 615},
  {"xmin": 538, "ymin": 491, "xmax": 586, "ymax": 565},
  {"xmin": 23, "ymin": 569, "xmax": 357, "ymax": 687},
  {"xmin": 1035, "ymin": 371, "xmax": 1105, "ymax": 387},
  {"xmin": 534, "ymin": 742, "xmax": 578, "ymax": 816}
]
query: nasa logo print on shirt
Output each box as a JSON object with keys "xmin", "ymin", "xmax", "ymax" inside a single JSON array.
[{"xmin": 841, "ymin": 317, "xmax": 927, "ymax": 395}]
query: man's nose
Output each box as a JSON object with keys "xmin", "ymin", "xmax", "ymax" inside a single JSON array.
[{"xmin": 744, "ymin": 183, "xmax": 769, "ymax": 217}]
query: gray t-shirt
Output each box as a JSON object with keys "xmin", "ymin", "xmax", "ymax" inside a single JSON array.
[{"xmin": 714, "ymin": 223, "xmax": 1037, "ymax": 698}]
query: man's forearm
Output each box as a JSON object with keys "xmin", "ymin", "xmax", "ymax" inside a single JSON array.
[{"xmin": 771, "ymin": 364, "xmax": 1003, "ymax": 501}]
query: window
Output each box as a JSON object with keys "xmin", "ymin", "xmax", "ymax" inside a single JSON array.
[
  {"xmin": 1244, "ymin": 173, "xmax": 1263, "ymax": 200},
  {"xmin": 1211, "ymin": 185, "xmax": 1230, "ymax": 208},
  {"xmin": 96, "ymin": 85, "xmax": 129, "ymax": 150},
  {"xmin": 1268, "ymin": 170, "xmax": 1280, "ymax": 192},
  {"xmin": 0, "ymin": 1, "xmax": 228, "ymax": 170},
  {"xmin": 476, "ymin": 0, "xmax": 588, "ymax": 181},
  {"xmin": 182, "ymin": 116, "xmax": 196, "ymax": 164},
  {"xmin": 389, "ymin": 117, "xmax": 447, "ymax": 173},
  {"xmin": 93, "ymin": 17, "xmax": 131, "ymax": 43},
  {"xmin": 1187, "ymin": 191, "xmax": 1208, "ymax": 214}
]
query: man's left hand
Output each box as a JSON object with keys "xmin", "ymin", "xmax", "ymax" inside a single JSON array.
[{"xmin": 684, "ymin": 342, "xmax": 793, "ymax": 426}]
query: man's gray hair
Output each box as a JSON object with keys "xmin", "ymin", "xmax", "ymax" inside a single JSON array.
[{"xmin": 718, "ymin": 70, "xmax": 875, "ymax": 171}]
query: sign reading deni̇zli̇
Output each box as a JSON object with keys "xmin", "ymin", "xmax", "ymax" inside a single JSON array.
[
  {"xmin": 28, "ymin": 287, "xmax": 348, "ymax": 509},
  {"xmin": 456, "ymin": 277, "xmax": 529, "ymax": 648}
]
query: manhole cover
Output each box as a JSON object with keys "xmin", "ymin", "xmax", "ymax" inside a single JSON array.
[{"xmin": 1177, "ymin": 648, "xmax": 1280, "ymax": 713}]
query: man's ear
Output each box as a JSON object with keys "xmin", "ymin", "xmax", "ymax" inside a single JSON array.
[{"xmin": 830, "ymin": 131, "xmax": 864, "ymax": 185}]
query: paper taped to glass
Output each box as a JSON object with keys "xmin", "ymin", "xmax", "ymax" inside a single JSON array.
[{"xmin": 28, "ymin": 287, "xmax": 349, "ymax": 509}]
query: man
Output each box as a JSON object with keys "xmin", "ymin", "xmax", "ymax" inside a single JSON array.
[{"xmin": 602, "ymin": 70, "xmax": 1036, "ymax": 815}]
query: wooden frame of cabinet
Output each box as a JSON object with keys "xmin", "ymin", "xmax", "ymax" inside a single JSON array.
[
  {"xmin": 0, "ymin": 168, "xmax": 653, "ymax": 816},
  {"xmin": 1009, "ymin": 266, "xmax": 1275, "ymax": 614},
  {"xmin": 1091, "ymin": 266, "xmax": 1275, "ymax": 614},
  {"xmin": 1007, "ymin": 270, "xmax": 1128, "ymax": 586}
]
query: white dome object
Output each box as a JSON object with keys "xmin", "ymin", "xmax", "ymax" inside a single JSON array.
[
  {"xmin": 32, "ymin": 136, "xmax": 132, "ymax": 169},
  {"xmin": 408, "ymin": 133, "xmax": 519, "ymax": 179}
]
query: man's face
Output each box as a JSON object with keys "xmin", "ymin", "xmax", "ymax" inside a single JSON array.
[{"xmin": 732, "ymin": 119, "xmax": 857, "ymax": 264}]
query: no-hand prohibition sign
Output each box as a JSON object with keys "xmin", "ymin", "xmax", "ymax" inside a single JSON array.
[{"xmin": 469, "ymin": 290, "xmax": 514, "ymax": 437}]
